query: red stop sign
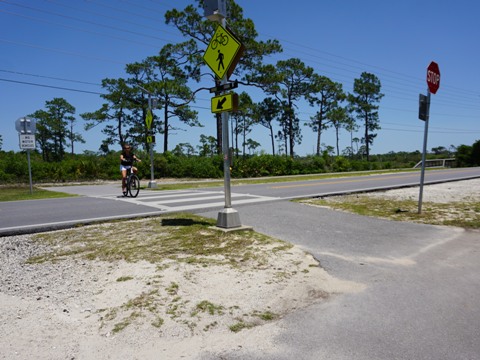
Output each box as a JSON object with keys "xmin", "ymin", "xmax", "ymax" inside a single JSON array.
[{"xmin": 427, "ymin": 61, "xmax": 440, "ymax": 94}]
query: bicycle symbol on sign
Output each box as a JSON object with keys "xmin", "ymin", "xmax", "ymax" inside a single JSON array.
[{"xmin": 211, "ymin": 31, "xmax": 229, "ymax": 50}]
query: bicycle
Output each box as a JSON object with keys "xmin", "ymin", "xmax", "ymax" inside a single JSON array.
[
  {"xmin": 210, "ymin": 31, "xmax": 229, "ymax": 50},
  {"xmin": 123, "ymin": 167, "xmax": 140, "ymax": 198}
]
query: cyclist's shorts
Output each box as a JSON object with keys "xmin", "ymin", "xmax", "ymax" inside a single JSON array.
[{"xmin": 120, "ymin": 165, "xmax": 132, "ymax": 171}]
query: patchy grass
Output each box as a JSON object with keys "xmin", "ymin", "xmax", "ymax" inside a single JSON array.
[
  {"xmin": 301, "ymin": 195, "xmax": 480, "ymax": 229},
  {"xmin": 193, "ymin": 301, "xmax": 225, "ymax": 317},
  {"xmin": 253, "ymin": 310, "xmax": 278, "ymax": 321},
  {"xmin": 229, "ymin": 320, "xmax": 255, "ymax": 333},
  {"xmin": 151, "ymin": 316, "xmax": 164, "ymax": 328},
  {"xmin": 153, "ymin": 170, "xmax": 418, "ymax": 191},
  {"xmin": 112, "ymin": 311, "xmax": 144, "ymax": 334},
  {"xmin": 0, "ymin": 185, "xmax": 74, "ymax": 202},
  {"xmin": 165, "ymin": 282, "xmax": 179, "ymax": 296},
  {"xmin": 28, "ymin": 213, "xmax": 286, "ymax": 265},
  {"xmin": 124, "ymin": 290, "xmax": 160, "ymax": 312},
  {"xmin": 28, "ymin": 213, "xmax": 298, "ymax": 334}
]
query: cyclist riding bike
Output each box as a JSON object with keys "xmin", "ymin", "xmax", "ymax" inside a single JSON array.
[{"xmin": 120, "ymin": 144, "xmax": 141, "ymax": 194}]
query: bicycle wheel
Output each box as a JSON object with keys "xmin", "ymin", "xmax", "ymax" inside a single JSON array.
[
  {"xmin": 128, "ymin": 174, "xmax": 140, "ymax": 198},
  {"xmin": 122, "ymin": 175, "xmax": 130, "ymax": 196}
]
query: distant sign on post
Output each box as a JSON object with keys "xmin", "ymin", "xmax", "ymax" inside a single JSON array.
[
  {"xmin": 427, "ymin": 61, "xmax": 440, "ymax": 94},
  {"xmin": 16, "ymin": 117, "xmax": 37, "ymax": 150},
  {"xmin": 418, "ymin": 93, "xmax": 428, "ymax": 121},
  {"xmin": 19, "ymin": 134, "xmax": 36, "ymax": 150},
  {"xmin": 15, "ymin": 117, "xmax": 36, "ymax": 134},
  {"xmin": 145, "ymin": 109, "xmax": 153, "ymax": 129}
]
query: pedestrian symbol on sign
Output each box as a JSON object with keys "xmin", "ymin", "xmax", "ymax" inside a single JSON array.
[{"xmin": 217, "ymin": 50, "xmax": 225, "ymax": 71}]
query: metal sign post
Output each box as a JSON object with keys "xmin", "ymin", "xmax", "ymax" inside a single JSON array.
[
  {"xmin": 418, "ymin": 62, "xmax": 440, "ymax": 214},
  {"xmin": 204, "ymin": 1, "xmax": 243, "ymax": 229},
  {"xmin": 135, "ymin": 83, "xmax": 157, "ymax": 189},
  {"xmin": 216, "ymin": 16, "xmax": 241, "ymax": 229},
  {"xmin": 418, "ymin": 90, "xmax": 431, "ymax": 214},
  {"xmin": 26, "ymin": 149, "xmax": 33, "ymax": 194},
  {"xmin": 221, "ymin": 91, "xmax": 233, "ymax": 209},
  {"xmin": 146, "ymin": 95, "xmax": 157, "ymax": 189},
  {"xmin": 15, "ymin": 117, "xmax": 36, "ymax": 194}
]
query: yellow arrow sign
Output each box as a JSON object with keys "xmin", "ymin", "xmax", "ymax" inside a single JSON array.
[
  {"xmin": 203, "ymin": 24, "xmax": 244, "ymax": 80},
  {"xmin": 145, "ymin": 109, "xmax": 153, "ymax": 129},
  {"xmin": 211, "ymin": 93, "xmax": 239, "ymax": 114}
]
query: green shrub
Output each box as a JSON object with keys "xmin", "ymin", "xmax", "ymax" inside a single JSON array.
[
  {"xmin": 0, "ymin": 147, "xmax": 461, "ymax": 184},
  {"xmin": 331, "ymin": 156, "xmax": 351, "ymax": 172}
]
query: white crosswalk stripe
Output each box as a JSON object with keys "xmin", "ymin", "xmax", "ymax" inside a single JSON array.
[{"xmin": 102, "ymin": 189, "xmax": 279, "ymax": 212}]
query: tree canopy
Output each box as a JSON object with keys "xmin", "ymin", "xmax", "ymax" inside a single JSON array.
[
  {"xmin": 30, "ymin": 98, "xmax": 82, "ymax": 161},
  {"xmin": 348, "ymin": 72, "xmax": 384, "ymax": 161},
  {"xmin": 25, "ymin": 0, "xmax": 390, "ymax": 162}
]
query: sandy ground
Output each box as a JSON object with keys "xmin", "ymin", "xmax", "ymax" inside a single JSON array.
[
  {"xmin": 0, "ymin": 227, "xmax": 363, "ymax": 360},
  {"xmin": 368, "ymin": 178, "xmax": 480, "ymax": 203},
  {"xmin": 1, "ymin": 179, "xmax": 479, "ymax": 359}
]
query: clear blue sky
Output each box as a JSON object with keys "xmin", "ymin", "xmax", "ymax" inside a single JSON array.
[{"xmin": 1, "ymin": 0, "xmax": 479, "ymax": 156}]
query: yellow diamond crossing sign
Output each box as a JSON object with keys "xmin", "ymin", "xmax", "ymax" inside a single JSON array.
[
  {"xmin": 203, "ymin": 24, "xmax": 244, "ymax": 80},
  {"xmin": 211, "ymin": 92, "xmax": 239, "ymax": 113},
  {"xmin": 145, "ymin": 109, "xmax": 153, "ymax": 129}
]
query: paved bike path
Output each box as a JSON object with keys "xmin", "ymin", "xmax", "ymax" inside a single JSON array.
[{"xmin": 197, "ymin": 201, "xmax": 480, "ymax": 360}]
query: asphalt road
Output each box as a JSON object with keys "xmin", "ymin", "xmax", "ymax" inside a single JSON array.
[
  {"xmin": 1, "ymin": 167, "xmax": 480, "ymax": 236},
  {"xmin": 204, "ymin": 167, "xmax": 480, "ymax": 199}
]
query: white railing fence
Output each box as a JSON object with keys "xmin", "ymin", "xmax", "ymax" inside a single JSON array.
[{"xmin": 413, "ymin": 158, "xmax": 456, "ymax": 169}]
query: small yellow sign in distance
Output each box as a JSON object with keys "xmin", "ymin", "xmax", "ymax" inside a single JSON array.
[
  {"xmin": 203, "ymin": 24, "xmax": 244, "ymax": 80},
  {"xmin": 146, "ymin": 135, "xmax": 155, "ymax": 144},
  {"xmin": 145, "ymin": 109, "xmax": 153, "ymax": 129},
  {"xmin": 211, "ymin": 93, "xmax": 238, "ymax": 113}
]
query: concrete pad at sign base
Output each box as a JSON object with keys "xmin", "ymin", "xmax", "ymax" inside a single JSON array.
[
  {"xmin": 210, "ymin": 225, "xmax": 254, "ymax": 233},
  {"xmin": 216, "ymin": 207, "xmax": 244, "ymax": 230},
  {"xmin": 147, "ymin": 181, "xmax": 157, "ymax": 188}
]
